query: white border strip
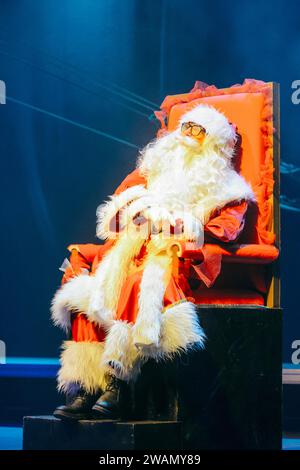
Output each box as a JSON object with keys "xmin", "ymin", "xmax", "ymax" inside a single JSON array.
[{"xmin": 283, "ymin": 368, "xmax": 300, "ymax": 384}]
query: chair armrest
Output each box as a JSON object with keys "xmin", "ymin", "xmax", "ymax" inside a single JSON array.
[{"xmin": 179, "ymin": 242, "xmax": 279, "ymax": 264}]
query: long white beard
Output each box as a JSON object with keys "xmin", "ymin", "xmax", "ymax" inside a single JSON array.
[{"xmin": 137, "ymin": 131, "xmax": 254, "ymax": 225}]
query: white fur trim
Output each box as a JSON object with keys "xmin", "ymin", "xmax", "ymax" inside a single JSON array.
[
  {"xmin": 57, "ymin": 341, "xmax": 108, "ymax": 394},
  {"xmin": 132, "ymin": 253, "xmax": 171, "ymax": 349},
  {"xmin": 179, "ymin": 104, "xmax": 236, "ymax": 155},
  {"xmin": 96, "ymin": 185, "xmax": 147, "ymax": 240},
  {"xmin": 138, "ymin": 301, "xmax": 205, "ymax": 361},
  {"xmin": 102, "ymin": 321, "xmax": 141, "ymax": 381},
  {"xmin": 52, "ymin": 227, "xmax": 147, "ymax": 331},
  {"xmin": 86, "ymin": 254, "xmax": 115, "ymax": 328},
  {"xmin": 88, "ymin": 232, "xmax": 145, "ymax": 326},
  {"xmin": 51, "ymin": 274, "xmax": 94, "ymax": 331},
  {"xmin": 120, "ymin": 194, "xmax": 153, "ymax": 226}
]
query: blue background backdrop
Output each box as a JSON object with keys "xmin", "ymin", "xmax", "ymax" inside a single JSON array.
[{"xmin": 0, "ymin": 0, "xmax": 299, "ymax": 363}]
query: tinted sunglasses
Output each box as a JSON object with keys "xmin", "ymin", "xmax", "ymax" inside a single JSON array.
[{"xmin": 181, "ymin": 121, "xmax": 207, "ymax": 137}]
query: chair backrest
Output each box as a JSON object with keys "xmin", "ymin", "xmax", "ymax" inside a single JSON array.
[{"xmin": 156, "ymin": 79, "xmax": 279, "ymax": 247}]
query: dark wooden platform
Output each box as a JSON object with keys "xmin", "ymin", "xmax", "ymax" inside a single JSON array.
[
  {"xmin": 22, "ymin": 306, "xmax": 282, "ymax": 450},
  {"xmin": 124, "ymin": 306, "xmax": 282, "ymax": 449},
  {"xmin": 23, "ymin": 416, "xmax": 182, "ymax": 450}
]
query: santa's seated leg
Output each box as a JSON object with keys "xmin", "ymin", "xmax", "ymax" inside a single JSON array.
[
  {"xmin": 109, "ymin": 258, "xmax": 205, "ymax": 363},
  {"xmin": 131, "ymin": 252, "xmax": 170, "ymax": 350},
  {"xmin": 53, "ymin": 313, "xmax": 108, "ymax": 421},
  {"xmin": 53, "ymin": 310, "xmax": 142, "ymax": 421},
  {"xmin": 52, "ymin": 245, "xmax": 205, "ymax": 421}
]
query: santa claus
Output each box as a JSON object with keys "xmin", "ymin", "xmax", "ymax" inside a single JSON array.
[{"xmin": 51, "ymin": 104, "xmax": 255, "ymax": 420}]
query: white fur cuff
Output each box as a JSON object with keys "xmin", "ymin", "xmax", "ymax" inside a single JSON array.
[
  {"xmin": 96, "ymin": 184, "xmax": 147, "ymax": 240},
  {"xmin": 51, "ymin": 274, "xmax": 94, "ymax": 332},
  {"xmin": 57, "ymin": 341, "xmax": 108, "ymax": 394},
  {"xmin": 102, "ymin": 321, "xmax": 141, "ymax": 381},
  {"xmin": 138, "ymin": 301, "xmax": 206, "ymax": 361}
]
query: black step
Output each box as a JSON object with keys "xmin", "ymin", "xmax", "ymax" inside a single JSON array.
[
  {"xmin": 23, "ymin": 416, "xmax": 182, "ymax": 450},
  {"xmin": 20, "ymin": 306, "xmax": 282, "ymax": 450}
]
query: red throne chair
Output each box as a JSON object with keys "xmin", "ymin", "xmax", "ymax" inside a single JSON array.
[
  {"xmin": 133, "ymin": 79, "xmax": 282, "ymax": 450},
  {"xmin": 157, "ymin": 79, "xmax": 280, "ymax": 309}
]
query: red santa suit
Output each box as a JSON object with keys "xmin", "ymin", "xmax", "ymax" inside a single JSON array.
[{"xmin": 51, "ymin": 104, "xmax": 254, "ymax": 395}]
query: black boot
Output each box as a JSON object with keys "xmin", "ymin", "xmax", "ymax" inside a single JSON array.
[
  {"xmin": 92, "ymin": 374, "xmax": 122, "ymax": 419},
  {"xmin": 53, "ymin": 387, "xmax": 100, "ymax": 421}
]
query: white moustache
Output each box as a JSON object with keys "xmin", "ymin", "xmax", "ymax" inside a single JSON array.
[{"xmin": 173, "ymin": 132, "xmax": 202, "ymax": 150}]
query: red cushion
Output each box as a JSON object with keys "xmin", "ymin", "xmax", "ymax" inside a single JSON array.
[
  {"xmin": 193, "ymin": 288, "xmax": 265, "ymax": 305},
  {"xmin": 203, "ymin": 243, "xmax": 279, "ymax": 264}
]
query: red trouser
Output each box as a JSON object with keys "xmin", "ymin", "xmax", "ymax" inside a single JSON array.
[{"xmin": 71, "ymin": 313, "xmax": 106, "ymax": 342}]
